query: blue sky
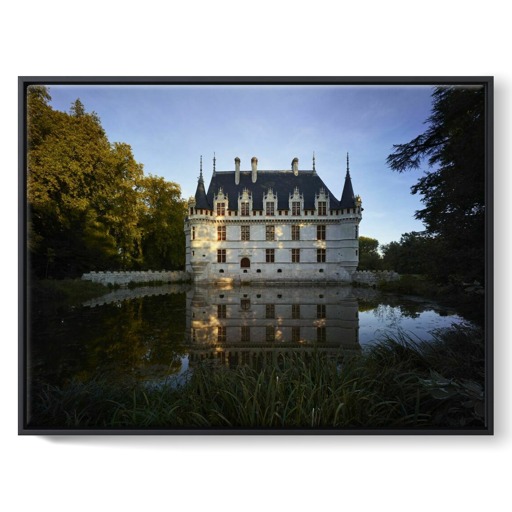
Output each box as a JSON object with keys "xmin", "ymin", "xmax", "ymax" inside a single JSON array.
[{"xmin": 46, "ymin": 83, "xmax": 435, "ymax": 246}]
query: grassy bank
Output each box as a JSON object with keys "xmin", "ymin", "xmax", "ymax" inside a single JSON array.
[{"xmin": 29, "ymin": 325, "xmax": 486, "ymax": 430}]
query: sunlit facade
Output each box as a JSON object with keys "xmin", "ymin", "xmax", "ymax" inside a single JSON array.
[{"xmin": 184, "ymin": 155, "xmax": 362, "ymax": 283}]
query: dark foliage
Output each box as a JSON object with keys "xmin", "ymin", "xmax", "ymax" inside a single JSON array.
[{"xmin": 387, "ymin": 86, "xmax": 486, "ymax": 282}]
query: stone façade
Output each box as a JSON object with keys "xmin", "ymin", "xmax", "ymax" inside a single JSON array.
[{"xmin": 184, "ymin": 155, "xmax": 362, "ymax": 283}]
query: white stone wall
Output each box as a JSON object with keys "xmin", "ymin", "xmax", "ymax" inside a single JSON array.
[
  {"xmin": 185, "ymin": 211, "xmax": 361, "ymax": 283},
  {"xmin": 81, "ymin": 270, "xmax": 191, "ymax": 286}
]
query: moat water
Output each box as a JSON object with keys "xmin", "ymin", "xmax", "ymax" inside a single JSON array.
[{"xmin": 28, "ymin": 284, "xmax": 475, "ymax": 391}]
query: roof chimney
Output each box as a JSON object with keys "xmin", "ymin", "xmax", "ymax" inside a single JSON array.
[
  {"xmin": 251, "ymin": 157, "xmax": 258, "ymax": 183},
  {"xmin": 235, "ymin": 157, "xmax": 240, "ymax": 185},
  {"xmin": 292, "ymin": 157, "xmax": 299, "ymax": 176}
]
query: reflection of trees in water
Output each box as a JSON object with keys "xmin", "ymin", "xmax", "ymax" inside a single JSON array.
[
  {"xmin": 358, "ymin": 296, "xmax": 432, "ymax": 320},
  {"xmin": 30, "ymin": 293, "xmax": 187, "ymax": 388}
]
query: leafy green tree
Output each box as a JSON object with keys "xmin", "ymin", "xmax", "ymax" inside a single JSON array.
[
  {"xmin": 27, "ymin": 86, "xmax": 187, "ymax": 277},
  {"xmin": 387, "ymin": 86, "xmax": 486, "ymax": 282},
  {"xmin": 28, "ymin": 86, "xmax": 116, "ymax": 276},
  {"xmin": 358, "ymin": 236, "xmax": 383, "ymax": 270},
  {"xmin": 139, "ymin": 175, "xmax": 187, "ymax": 270},
  {"xmin": 381, "ymin": 231, "xmax": 441, "ymax": 275}
]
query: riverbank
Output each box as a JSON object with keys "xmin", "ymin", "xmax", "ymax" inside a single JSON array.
[{"xmin": 29, "ymin": 324, "xmax": 486, "ymax": 430}]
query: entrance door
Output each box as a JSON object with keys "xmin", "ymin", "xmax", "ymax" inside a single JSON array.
[{"xmin": 240, "ymin": 257, "xmax": 250, "ymax": 268}]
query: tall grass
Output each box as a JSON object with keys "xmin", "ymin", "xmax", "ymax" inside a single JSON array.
[{"xmin": 29, "ymin": 325, "xmax": 486, "ymax": 430}]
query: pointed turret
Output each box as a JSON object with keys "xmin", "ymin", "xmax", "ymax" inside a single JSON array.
[
  {"xmin": 194, "ymin": 156, "xmax": 210, "ymax": 209},
  {"xmin": 340, "ymin": 152, "xmax": 356, "ymax": 208}
]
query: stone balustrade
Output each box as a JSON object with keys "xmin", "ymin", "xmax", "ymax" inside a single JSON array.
[
  {"xmin": 81, "ymin": 270, "xmax": 191, "ymax": 286},
  {"xmin": 351, "ymin": 270, "xmax": 400, "ymax": 285}
]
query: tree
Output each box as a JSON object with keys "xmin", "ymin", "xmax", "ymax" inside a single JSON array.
[
  {"xmin": 358, "ymin": 236, "xmax": 383, "ymax": 270},
  {"xmin": 138, "ymin": 175, "xmax": 187, "ymax": 270},
  {"xmin": 381, "ymin": 231, "xmax": 442, "ymax": 276},
  {"xmin": 387, "ymin": 86, "xmax": 486, "ymax": 282},
  {"xmin": 27, "ymin": 87, "xmax": 187, "ymax": 278}
]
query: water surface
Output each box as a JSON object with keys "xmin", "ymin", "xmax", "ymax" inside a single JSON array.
[{"xmin": 28, "ymin": 284, "xmax": 473, "ymax": 392}]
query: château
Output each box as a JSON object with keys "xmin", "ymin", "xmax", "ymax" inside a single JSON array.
[{"xmin": 184, "ymin": 154, "xmax": 362, "ymax": 283}]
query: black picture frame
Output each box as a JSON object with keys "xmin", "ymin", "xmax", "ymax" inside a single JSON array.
[{"xmin": 19, "ymin": 76, "xmax": 493, "ymax": 435}]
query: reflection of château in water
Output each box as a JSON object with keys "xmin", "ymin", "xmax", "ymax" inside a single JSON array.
[{"xmin": 186, "ymin": 285, "xmax": 360, "ymax": 366}]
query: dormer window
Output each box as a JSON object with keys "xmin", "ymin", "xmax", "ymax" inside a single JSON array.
[
  {"xmin": 315, "ymin": 188, "xmax": 329, "ymax": 216},
  {"xmin": 264, "ymin": 187, "xmax": 278, "ymax": 217},
  {"xmin": 214, "ymin": 187, "xmax": 228, "ymax": 217},
  {"xmin": 241, "ymin": 202, "xmax": 250, "ymax": 216},
  {"xmin": 238, "ymin": 188, "xmax": 253, "ymax": 217},
  {"xmin": 289, "ymin": 186, "xmax": 304, "ymax": 216}
]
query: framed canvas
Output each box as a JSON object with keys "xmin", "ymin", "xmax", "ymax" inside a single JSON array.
[{"xmin": 19, "ymin": 76, "xmax": 493, "ymax": 434}]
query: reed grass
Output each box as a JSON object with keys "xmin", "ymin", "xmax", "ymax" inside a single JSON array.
[{"xmin": 29, "ymin": 325, "xmax": 486, "ymax": 430}]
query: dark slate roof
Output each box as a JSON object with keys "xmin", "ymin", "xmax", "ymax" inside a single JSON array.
[
  {"xmin": 198, "ymin": 170, "xmax": 352, "ymax": 211},
  {"xmin": 194, "ymin": 175, "xmax": 210, "ymax": 209},
  {"xmin": 339, "ymin": 170, "xmax": 356, "ymax": 208}
]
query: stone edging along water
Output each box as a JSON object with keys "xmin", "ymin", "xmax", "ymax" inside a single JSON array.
[
  {"xmin": 351, "ymin": 270, "xmax": 400, "ymax": 285},
  {"xmin": 82, "ymin": 269, "xmax": 398, "ymax": 287},
  {"xmin": 81, "ymin": 270, "xmax": 191, "ymax": 286}
]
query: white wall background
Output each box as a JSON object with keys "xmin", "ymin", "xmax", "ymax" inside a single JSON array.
[{"xmin": 3, "ymin": 2, "xmax": 509, "ymax": 511}]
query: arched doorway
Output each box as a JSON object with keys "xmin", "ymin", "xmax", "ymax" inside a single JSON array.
[{"xmin": 240, "ymin": 257, "xmax": 250, "ymax": 268}]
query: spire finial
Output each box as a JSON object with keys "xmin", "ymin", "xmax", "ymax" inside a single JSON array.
[
  {"xmin": 213, "ymin": 152, "xmax": 216, "ymax": 173},
  {"xmin": 313, "ymin": 151, "xmax": 316, "ymax": 172},
  {"xmin": 199, "ymin": 155, "xmax": 203, "ymax": 181},
  {"xmin": 346, "ymin": 152, "xmax": 350, "ymax": 174}
]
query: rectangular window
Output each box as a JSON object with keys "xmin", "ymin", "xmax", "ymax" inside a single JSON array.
[
  {"xmin": 292, "ymin": 201, "xmax": 301, "ymax": 216},
  {"xmin": 218, "ymin": 304, "xmax": 227, "ymax": 319},
  {"xmin": 291, "ymin": 225, "xmax": 300, "ymax": 241},
  {"xmin": 217, "ymin": 202, "xmax": 225, "ymax": 216},
  {"xmin": 241, "ymin": 202, "xmax": 250, "ymax": 216},
  {"xmin": 317, "ymin": 225, "xmax": 326, "ymax": 240},
  {"xmin": 192, "ymin": 226, "xmax": 196, "ymax": 240},
  {"xmin": 292, "ymin": 248, "xmax": 300, "ymax": 263},
  {"xmin": 217, "ymin": 225, "xmax": 226, "ymax": 241},
  {"xmin": 266, "ymin": 225, "xmax": 275, "ymax": 241},
  {"xmin": 266, "ymin": 249, "xmax": 275, "ymax": 263},
  {"xmin": 266, "ymin": 326, "xmax": 275, "ymax": 342},
  {"xmin": 266, "ymin": 202, "xmax": 275, "ymax": 216},
  {"xmin": 241, "ymin": 326, "xmax": 251, "ymax": 343},
  {"xmin": 241, "ymin": 225, "xmax": 250, "ymax": 241},
  {"xmin": 266, "ymin": 304, "xmax": 275, "ymax": 319},
  {"xmin": 317, "ymin": 326, "xmax": 327, "ymax": 343},
  {"xmin": 355, "ymin": 225, "xmax": 359, "ymax": 239},
  {"xmin": 292, "ymin": 304, "xmax": 300, "ymax": 319},
  {"xmin": 318, "ymin": 201, "xmax": 327, "ymax": 216},
  {"xmin": 218, "ymin": 326, "xmax": 227, "ymax": 343},
  {"xmin": 317, "ymin": 304, "xmax": 326, "ymax": 319},
  {"xmin": 217, "ymin": 249, "xmax": 226, "ymax": 263},
  {"xmin": 317, "ymin": 248, "xmax": 326, "ymax": 263},
  {"xmin": 292, "ymin": 326, "xmax": 301, "ymax": 343}
]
